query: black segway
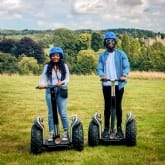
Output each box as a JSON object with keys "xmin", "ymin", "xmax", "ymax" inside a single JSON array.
[
  {"xmin": 88, "ymin": 79, "xmax": 136, "ymax": 146},
  {"xmin": 31, "ymin": 85, "xmax": 84, "ymax": 154}
]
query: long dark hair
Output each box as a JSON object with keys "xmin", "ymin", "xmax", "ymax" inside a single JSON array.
[{"xmin": 46, "ymin": 59, "xmax": 66, "ymax": 82}]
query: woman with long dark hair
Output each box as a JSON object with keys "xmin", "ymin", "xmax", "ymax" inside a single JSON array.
[{"xmin": 38, "ymin": 47, "xmax": 69, "ymax": 142}]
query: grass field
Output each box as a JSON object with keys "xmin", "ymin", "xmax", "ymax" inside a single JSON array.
[{"xmin": 0, "ymin": 74, "xmax": 165, "ymax": 165}]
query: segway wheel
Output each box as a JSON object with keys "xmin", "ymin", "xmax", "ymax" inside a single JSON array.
[
  {"xmin": 72, "ymin": 123, "xmax": 84, "ymax": 151},
  {"xmin": 31, "ymin": 125, "xmax": 43, "ymax": 154},
  {"xmin": 88, "ymin": 122, "xmax": 99, "ymax": 146},
  {"xmin": 125, "ymin": 119, "xmax": 136, "ymax": 146}
]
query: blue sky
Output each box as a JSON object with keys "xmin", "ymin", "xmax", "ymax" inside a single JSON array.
[{"xmin": 0, "ymin": 0, "xmax": 164, "ymax": 33}]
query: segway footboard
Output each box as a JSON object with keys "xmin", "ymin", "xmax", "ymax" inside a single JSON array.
[
  {"xmin": 70, "ymin": 115, "xmax": 84, "ymax": 151},
  {"xmin": 100, "ymin": 137, "xmax": 125, "ymax": 145},
  {"xmin": 44, "ymin": 140, "xmax": 71, "ymax": 151}
]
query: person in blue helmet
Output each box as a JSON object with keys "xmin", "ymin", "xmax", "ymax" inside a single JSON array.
[
  {"xmin": 38, "ymin": 46, "xmax": 69, "ymax": 142},
  {"xmin": 97, "ymin": 32, "xmax": 130, "ymax": 138}
]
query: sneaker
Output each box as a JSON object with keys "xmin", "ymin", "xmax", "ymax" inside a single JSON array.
[
  {"xmin": 116, "ymin": 127, "xmax": 124, "ymax": 138},
  {"xmin": 62, "ymin": 131, "xmax": 69, "ymax": 141},
  {"xmin": 48, "ymin": 132, "xmax": 54, "ymax": 142},
  {"xmin": 102, "ymin": 128, "xmax": 109, "ymax": 138}
]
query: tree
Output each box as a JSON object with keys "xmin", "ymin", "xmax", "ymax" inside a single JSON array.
[
  {"xmin": 76, "ymin": 33, "xmax": 90, "ymax": 51},
  {"xmin": 0, "ymin": 53, "xmax": 18, "ymax": 74},
  {"xmin": 116, "ymin": 38, "xmax": 122, "ymax": 50},
  {"xmin": 129, "ymin": 38, "xmax": 141, "ymax": 70},
  {"xmin": 53, "ymin": 28, "xmax": 78, "ymax": 61},
  {"xmin": 137, "ymin": 46, "xmax": 154, "ymax": 71},
  {"xmin": 151, "ymin": 51, "xmax": 165, "ymax": 71},
  {"xmin": 91, "ymin": 32, "xmax": 103, "ymax": 52},
  {"xmin": 151, "ymin": 42, "xmax": 164, "ymax": 51},
  {"xmin": 121, "ymin": 33, "xmax": 142, "ymax": 70},
  {"xmin": 18, "ymin": 56, "xmax": 40, "ymax": 75},
  {"xmin": 150, "ymin": 42, "xmax": 165, "ymax": 71},
  {"xmin": 0, "ymin": 38, "xmax": 16, "ymax": 54},
  {"xmin": 73, "ymin": 50, "xmax": 97, "ymax": 74},
  {"xmin": 121, "ymin": 33, "xmax": 131, "ymax": 56},
  {"xmin": 14, "ymin": 37, "xmax": 45, "ymax": 63}
]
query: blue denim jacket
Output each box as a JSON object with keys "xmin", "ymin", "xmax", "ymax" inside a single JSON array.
[{"xmin": 97, "ymin": 49, "xmax": 130, "ymax": 89}]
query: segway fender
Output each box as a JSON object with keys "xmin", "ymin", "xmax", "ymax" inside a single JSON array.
[
  {"xmin": 126, "ymin": 112, "xmax": 135, "ymax": 124},
  {"xmin": 71, "ymin": 115, "xmax": 81, "ymax": 127},
  {"xmin": 33, "ymin": 117, "xmax": 44, "ymax": 129},
  {"xmin": 125, "ymin": 112, "xmax": 137, "ymax": 146},
  {"xmin": 33, "ymin": 116, "xmax": 45, "ymax": 144},
  {"xmin": 91, "ymin": 113, "xmax": 101, "ymax": 125},
  {"xmin": 70, "ymin": 115, "xmax": 81, "ymax": 142},
  {"xmin": 90, "ymin": 113, "xmax": 102, "ymax": 139},
  {"xmin": 31, "ymin": 117, "xmax": 45, "ymax": 154},
  {"xmin": 70, "ymin": 115, "xmax": 84, "ymax": 151}
]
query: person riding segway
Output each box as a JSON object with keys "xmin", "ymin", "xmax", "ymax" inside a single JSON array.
[
  {"xmin": 38, "ymin": 46, "xmax": 69, "ymax": 142},
  {"xmin": 88, "ymin": 32, "xmax": 136, "ymax": 146},
  {"xmin": 30, "ymin": 47, "xmax": 84, "ymax": 154}
]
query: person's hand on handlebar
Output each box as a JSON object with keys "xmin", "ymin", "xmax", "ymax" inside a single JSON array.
[
  {"xmin": 120, "ymin": 76, "xmax": 127, "ymax": 81},
  {"xmin": 37, "ymin": 84, "xmax": 46, "ymax": 89},
  {"xmin": 100, "ymin": 76, "xmax": 107, "ymax": 81},
  {"xmin": 56, "ymin": 81, "xmax": 64, "ymax": 87}
]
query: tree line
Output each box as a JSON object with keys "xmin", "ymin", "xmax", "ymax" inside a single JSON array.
[{"xmin": 0, "ymin": 28, "xmax": 164, "ymax": 75}]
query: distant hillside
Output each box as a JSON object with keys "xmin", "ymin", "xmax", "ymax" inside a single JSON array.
[
  {"xmin": 0, "ymin": 28, "xmax": 164, "ymax": 39},
  {"xmin": 75, "ymin": 28, "xmax": 165, "ymax": 39},
  {"xmin": 0, "ymin": 29, "xmax": 52, "ymax": 36}
]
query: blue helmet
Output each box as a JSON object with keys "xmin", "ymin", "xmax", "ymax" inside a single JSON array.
[
  {"xmin": 104, "ymin": 32, "xmax": 117, "ymax": 40},
  {"xmin": 49, "ymin": 47, "xmax": 64, "ymax": 58}
]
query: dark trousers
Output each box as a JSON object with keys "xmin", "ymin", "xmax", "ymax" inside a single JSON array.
[{"xmin": 102, "ymin": 86, "xmax": 124, "ymax": 129}]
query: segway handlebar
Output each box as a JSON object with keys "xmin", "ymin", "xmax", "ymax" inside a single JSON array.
[
  {"xmin": 100, "ymin": 79, "xmax": 125, "ymax": 82},
  {"xmin": 36, "ymin": 85, "xmax": 58, "ymax": 89}
]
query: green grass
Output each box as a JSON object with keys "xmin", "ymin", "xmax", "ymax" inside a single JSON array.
[{"xmin": 0, "ymin": 75, "xmax": 165, "ymax": 165}]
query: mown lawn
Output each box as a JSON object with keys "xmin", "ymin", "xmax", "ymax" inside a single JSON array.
[{"xmin": 0, "ymin": 75, "xmax": 164, "ymax": 165}]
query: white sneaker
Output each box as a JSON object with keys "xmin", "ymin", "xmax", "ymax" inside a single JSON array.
[
  {"xmin": 62, "ymin": 131, "xmax": 69, "ymax": 141},
  {"xmin": 48, "ymin": 132, "xmax": 54, "ymax": 142}
]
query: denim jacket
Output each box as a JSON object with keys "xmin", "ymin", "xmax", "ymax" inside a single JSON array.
[{"xmin": 97, "ymin": 49, "xmax": 130, "ymax": 90}]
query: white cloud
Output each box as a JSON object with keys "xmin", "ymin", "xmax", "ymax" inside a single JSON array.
[
  {"xmin": 149, "ymin": 0, "xmax": 165, "ymax": 5},
  {"xmin": 35, "ymin": 12, "xmax": 47, "ymax": 19},
  {"xmin": 0, "ymin": 0, "xmax": 164, "ymax": 32},
  {"xmin": 72, "ymin": 0, "xmax": 107, "ymax": 14},
  {"xmin": 0, "ymin": 0, "xmax": 23, "ymax": 13},
  {"xmin": 1, "ymin": 0, "xmax": 22, "ymax": 9},
  {"xmin": 118, "ymin": 0, "xmax": 144, "ymax": 6},
  {"xmin": 13, "ymin": 13, "xmax": 22, "ymax": 19},
  {"xmin": 0, "ymin": 0, "xmax": 24, "ymax": 19},
  {"xmin": 152, "ymin": 11, "xmax": 161, "ymax": 16}
]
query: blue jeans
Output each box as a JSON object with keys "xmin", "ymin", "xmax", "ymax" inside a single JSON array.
[{"xmin": 45, "ymin": 87, "xmax": 69, "ymax": 132}]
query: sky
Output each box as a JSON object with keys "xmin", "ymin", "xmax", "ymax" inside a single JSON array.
[{"xmin": 0, "ymin": 0, "xmax": 165, "ymax": 33}]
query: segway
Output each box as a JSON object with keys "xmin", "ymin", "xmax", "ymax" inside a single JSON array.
[
  {"xmin": 88, "ymin": 79, "xmax": 136, "ymax": 146},
  {"xmin": 31, "ymin": 85, "xmax": 84, "ymax": 154}
]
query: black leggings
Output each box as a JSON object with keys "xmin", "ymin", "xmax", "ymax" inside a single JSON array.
[{"xmin": 102, "ymin": 86, "xmax": 124, "ymax": 129}]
